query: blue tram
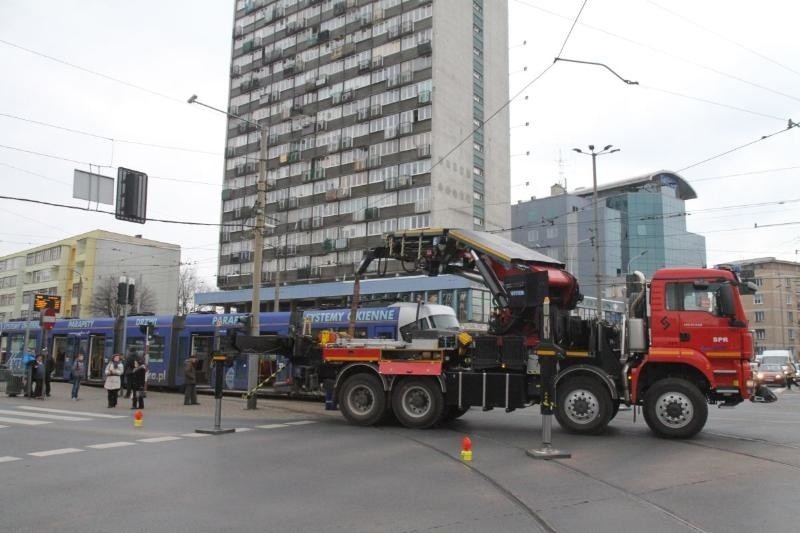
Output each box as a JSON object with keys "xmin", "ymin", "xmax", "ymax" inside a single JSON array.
[{"xmin": 0, "ymin": 303, "xmax": 458, "ymax": 392}]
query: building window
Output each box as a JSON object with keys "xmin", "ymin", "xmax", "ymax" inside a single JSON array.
[
  {"xmin": 546, "ymin": 227, "xmax": 557, "ymax": 239},
  {"xmin": 527, "ymin": 230, "xmax": 539, "ymax": 242},
  {"xmin": 788, "ymin": 311, "xmax": 794, "ymax": 323},
  {"xmin": 755, "ymin": 329, "xmax": 766, "ymax": 341},
  {"xmin": 753, "ymin": 294, "xmax": 763, "ymax": 304},
  {"xmin": 753, "ymin": 278, "xmax": 763, "ymax": 287},
  {"xmin": 789, "ymin": 329, "xmax": 796, "ymax": 341},
  {"xmin": 755, "ymin": 311, "xmax": 765, "ymax": 322}
]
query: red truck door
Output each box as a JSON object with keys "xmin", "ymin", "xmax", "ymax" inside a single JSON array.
[
  {"xmin": 650, "ymin": 280, "xmax": 682, "ymax": 350},
  {"xmin": 674, "ymin": 281, "xmax": 743, "ymax": 357}
]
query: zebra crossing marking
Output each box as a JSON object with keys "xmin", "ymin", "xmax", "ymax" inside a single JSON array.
[
  {"xmin": 0, "ymin": 409, "xmax": 90, "ymax": 421},
  {"xmin": 16, "ymin": 406, "xmax": 127, "ymax": 419},
  {"xmin": 0, "ymin": 416, "xmax": 49, "ymax": 426},
  {"xmin": 28, "ymin": 448, "xmax": 84, "ymax": 457}
]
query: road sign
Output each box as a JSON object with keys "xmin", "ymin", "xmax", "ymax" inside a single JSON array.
[
  {"xmin": 41, "ymin": 308, "xmax": 56, "ymax": 330},
  {"xmin": 34, "ymin": 294, "xmax": 61, "ymax": 312}
]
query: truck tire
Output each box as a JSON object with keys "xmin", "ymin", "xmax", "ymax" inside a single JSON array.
[
  {"xmin": 642, "ymin": 378, "xmax": 708, "ymax": 439},
  {"xmin": 555, "ymin": 376, "xmax": 613, "ymax": 434},
  {"xmin": 440, "ymin": 406, "xmax": 470, "ymax": 423},
  {"xmin": 339, "ymin": 373, "xmax": 387, "ymax": 426},
  {"xmin": 391, "ymin": 377, "xmax": 444, "ymax": 429}
]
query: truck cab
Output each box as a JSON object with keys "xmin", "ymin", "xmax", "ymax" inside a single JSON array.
[{"xmin": 628, "ymin": 267, "xmax": 758, "ymax": 437}]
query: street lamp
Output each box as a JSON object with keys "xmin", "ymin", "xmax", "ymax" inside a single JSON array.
[
  {"xmin": 627, "ymin": 250, "xmax": 648, "ymax": 274},
  {"xmin": 188, "ymin": 94, "xmax": 274, "ymax": 336},
  {"xmin": 572, "ymin": 144, "xmax": 620, "ymax": 320}
]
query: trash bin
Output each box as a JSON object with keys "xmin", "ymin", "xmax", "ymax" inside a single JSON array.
[{"xmin": 5, "ymin": 374, "xmax": 24, "ymax": 397}]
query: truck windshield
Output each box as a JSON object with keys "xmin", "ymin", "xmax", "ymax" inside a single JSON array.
[{"xmin": 429, "ymin": 314, "xmax": 460, "ymax": 330}]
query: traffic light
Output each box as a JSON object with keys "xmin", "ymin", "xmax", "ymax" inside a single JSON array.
[{"xmin": 116, "ymin": 167, "xmax": 148, "ymax": 224}]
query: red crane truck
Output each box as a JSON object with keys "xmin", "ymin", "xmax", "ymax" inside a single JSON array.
[{"xmin": 284, "ymin": 228, "xmax": 771, "ymax": 438}]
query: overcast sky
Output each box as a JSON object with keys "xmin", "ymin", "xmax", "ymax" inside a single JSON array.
[{"xmin": 0, "ymin": 0, "xmax": 798, "ymax": 290}]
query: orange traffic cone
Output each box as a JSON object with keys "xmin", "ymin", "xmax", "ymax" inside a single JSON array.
[
  {"xmin": 460, "ymin": 436, "xmax": 472, "ymax": 462},
  {"xmin": 133, "ymin": 410, "xmax": 143, "ymax": 428}
]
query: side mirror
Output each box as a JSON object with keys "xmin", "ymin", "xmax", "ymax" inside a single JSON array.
[{"xmin": 718, "ymin": 284, "xmax": 736, "ymax": 317}]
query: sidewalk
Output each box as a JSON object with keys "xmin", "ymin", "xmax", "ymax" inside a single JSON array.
[{"xmin": 13, "ymin": 381, "xmax": 340, "ymax": 422}]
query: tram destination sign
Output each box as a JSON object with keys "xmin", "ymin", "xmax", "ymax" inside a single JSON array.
[{"xmin": 34, "ymin": 294, "xmax": 61, "ymax": 312}]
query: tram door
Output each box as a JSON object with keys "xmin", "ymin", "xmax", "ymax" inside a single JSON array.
[
  {"xmin": 87, "ymin": 335, "xmax": 107, "ymax": 380},
  {"xmin": 52, "ymin": 336, "xmax": 69, "ymax": 378},
  {"xmin": 191, "ymin": 335, "xmax": 214, "ymax": 386}
]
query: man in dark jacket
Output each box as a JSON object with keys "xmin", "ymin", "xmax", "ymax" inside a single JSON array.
[
  {"xmin": 183, "ymin": 354, "xmax": 199, "ymax": 405},
  {"xmin": 123, "ymin": 349, "xmax": 138, "ymax": 398},
  {"xmin": 130, "ymin": 359, "xmax": 146, "ymax": 409},
  {"xmin": 44, "ymin": 352, "xmax": 54, "ymax": 397}
]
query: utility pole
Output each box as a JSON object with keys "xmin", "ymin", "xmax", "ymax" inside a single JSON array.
[{"xmin": 572, "ymin": 145, "xmax": 620, "ymax": 321}]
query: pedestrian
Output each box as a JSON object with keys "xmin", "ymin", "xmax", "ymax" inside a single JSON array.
[
  {"xmin": 123, "ymin": 348, "xmax": 138, "ymax": 399},
  {"xmin": 32, "ymin": 354, "xmax": 45, "ymax": 399},
  {"xmin": 44, "ymin": 351, "xmax": 54, "ymax": 397},
  {"xmin": 70, "ymin": 353, "xmax": 84, "ymax": 400},
  {"xmin": 22, "ymin": 351, "xmax": 35, "ymax": 397},
  {"xmin": 104, "ymin": 354, "xmax": 124, "ymax": 408},
  {"xmin": 130, "ymin": 359, "xmax": 146, "ymax": 410},
  {"xmin": 184, "ymin": 354, "xmax": 199, "ymax": 405}
]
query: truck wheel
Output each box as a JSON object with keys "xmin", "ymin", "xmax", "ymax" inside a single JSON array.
[
  {"xmin": 392, "ymin": 378, "xmax": 444, "ymax": 429},
  {"xmin": 440, "ymin": 406, "xmax": 470, "ymax": 423},
  {"xmin": 642, "ymin": 378, "xmax": 708, "ymax": 439},
  {"xmin": 339, "ymin": 373, "xmax": 387, "ymax": 426},
  {"xmin": 555, "ymin": 377, "xmax": 613, "ymax": 434}
]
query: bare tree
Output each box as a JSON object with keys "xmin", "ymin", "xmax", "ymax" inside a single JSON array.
[
  {"xmin": 90, "ymin": 277, "xmax": 157, "ymax": 317},
  {"xmin": 177, "ymin": 264, "xmax": 209, "ymax": 315}
]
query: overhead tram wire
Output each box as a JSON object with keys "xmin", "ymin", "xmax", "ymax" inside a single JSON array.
[
  {"xmin": 0, "ymin": 145, "xmax": 222, "ymax": 187},
  {"xmin": 0, "ymin": 38, "xmax": 185, "ymax": 105},
  {"xmin": 0, "ymin": 112, "xmax": 222, "ymax": 157},
  {"xmin": 512, "ymin": 0, "xmax": 800, "ymax": 106},
  {"xmin": 0, "ymin": 194, "xmax": 252, "ymax": 229},
  {"xmin": 644, "ymin": 0, "xmax": 800, "ymax": 79},
  {"xmin": 677, "ymin": 121, "xmax": 799, "ymax": 172}
]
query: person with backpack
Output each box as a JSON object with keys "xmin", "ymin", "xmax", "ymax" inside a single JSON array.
[{"xmin": 130, "ymin": 359, "xmax": 147, "ymax": 410}]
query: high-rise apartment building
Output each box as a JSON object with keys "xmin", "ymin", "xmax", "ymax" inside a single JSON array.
[{"xmin": 218, "ymin": 0, "xmax": 509, "ymax": 298}]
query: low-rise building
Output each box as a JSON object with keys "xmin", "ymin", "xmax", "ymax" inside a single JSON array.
[{"xmin": 0, "ymin": 230, "xmax": 180, "ymax": 320}]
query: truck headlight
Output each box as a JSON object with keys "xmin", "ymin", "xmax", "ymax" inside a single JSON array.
[
  {"xmin": 746, "ymin": 379, "xmax": 754, "ymax": 388},
  {"xmin": 756, "ymin": 372, "xmax": 764, "ymax": 379}
]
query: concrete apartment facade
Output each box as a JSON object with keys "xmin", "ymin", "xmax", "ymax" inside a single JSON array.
[
  {"xmin": 218, "ymin": 0, "xmax": 509, "ymax": 299},
  {"xmin": 730, "ymin": 258, "xmax": 799, "ymax": 357},
  {"xmin": 510, "ymin": 171, "xmax": 707, "ymax": 299},
  {"xmin": 0, "ymin": 230, "xmax": 181, "ymax": 320}
]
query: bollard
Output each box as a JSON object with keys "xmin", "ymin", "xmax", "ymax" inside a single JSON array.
[
  {"xmin": 133, "ymin": 410, "xmax": 143, "ymax": 428},
  {"xmin": 460, "ymin": 436, "xmax": 473, "ymax": 462}
]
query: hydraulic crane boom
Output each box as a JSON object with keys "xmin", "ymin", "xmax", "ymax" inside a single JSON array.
[{"xmin": 356, "ymin": 228, "xmax": 582, "ymax": 337}]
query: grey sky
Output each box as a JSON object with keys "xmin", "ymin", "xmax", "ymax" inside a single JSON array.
[{"xmin": 0, "ymin": 0, "xmax": 798, "ymax": 289}]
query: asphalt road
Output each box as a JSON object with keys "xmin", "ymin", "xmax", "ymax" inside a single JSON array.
[{"xmin": 1, "ymin": 383, "xmax": 798, "ymax": 532}]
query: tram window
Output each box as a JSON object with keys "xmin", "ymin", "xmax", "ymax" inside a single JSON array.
[{"xmin": 127, "ymin": 336, "xmax": 165, "ymax": 362}]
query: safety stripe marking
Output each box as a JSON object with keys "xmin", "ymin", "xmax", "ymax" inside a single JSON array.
[
  {"xmin": 0, "ymin": 416, "xmax": 50, "ymax": 426},
  {"xmin": 87, "ymin": 442, "xmax": 137, "ymax": 449},
  {"xmin": 137, "ymin": 436, "xmax": 182, "ymax": 443},
  {"xmin": 0, "ymin": 456, "xmax": 21, "ymax": 463},
  {"xmin": 0, "ymin": 409, "xmax": 90, "ymax": 421},
  {"xmin": 0, "ymin": 425, "xmax": 7, "ymax": 429},
  {"xmin": 256, "ymin": 424, "xmax": 289, "ymax": 429},
  {"xmin": 181, "ymin": 433, "xmax": 211, "ymax": 437},
  {"xmin": 16, "ymin": 406, "xmax": 127, "ymax": 419},
  {"xmin": 234, "ymin": 427, "xmax": 253, "ymax": 432},
  {"xmin": 284, "ymin": 420, "xmax": 316, "ymax": 426},
  {"xmin": 29, "ymin": 448, "xmax": 84, "ymax": 457}
]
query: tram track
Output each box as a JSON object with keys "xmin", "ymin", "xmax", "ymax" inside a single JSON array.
[
  {"xmin": 383, "ymin": 423, "xmax": 717, "ymax": 533},
  {"xmin": 442, "ymin": 425, "xmax": 712, "ymax": 533}
]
